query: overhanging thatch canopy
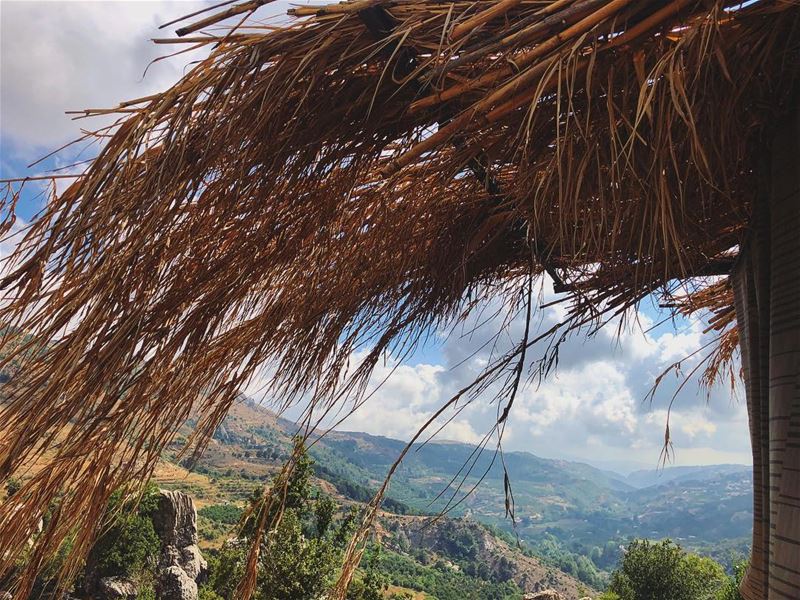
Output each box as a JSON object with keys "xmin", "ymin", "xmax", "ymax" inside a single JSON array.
[{"xmin": 1, "ymin": 0, "xmax": 799, "ymax": 598}]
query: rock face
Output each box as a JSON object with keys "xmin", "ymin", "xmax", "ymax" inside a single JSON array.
[
  {"xmin": 154, "ymin": 490, "xmax": 208, "ymax": 600},
  {"xmin": 153, "ymin": 490, "xmax": 199, "ymax": 548}
]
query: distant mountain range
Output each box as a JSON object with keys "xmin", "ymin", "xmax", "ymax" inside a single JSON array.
[{"xmin": 622, "ymin": 464, "xmax": 751, "ymax": 489}]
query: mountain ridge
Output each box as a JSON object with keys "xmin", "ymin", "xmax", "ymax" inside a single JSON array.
[{"xmin": 180, "ymin": 397, "xmax": 752, "ymax": 587}]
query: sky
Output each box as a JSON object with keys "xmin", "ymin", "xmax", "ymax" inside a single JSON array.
[{"xmin": 0, "ymin": 0, "xmax": 753, "ymax": 474}]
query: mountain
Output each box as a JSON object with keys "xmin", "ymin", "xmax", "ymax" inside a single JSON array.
[
  {"xmin": 379, "ymin": 515, "xmax": 593, "ymax": 598},
  {"xmin": 164, "ymin": 397, "xmax": 752, "ymax": 589},
  {"xmin": 623, "ymin": 464, "xmax": 751, "ymax": 489}
]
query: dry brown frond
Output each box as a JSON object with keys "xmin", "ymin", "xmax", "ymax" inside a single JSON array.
[{"xmin": 1, "ymin": 0, "xmax": 799, "ymax": 597}]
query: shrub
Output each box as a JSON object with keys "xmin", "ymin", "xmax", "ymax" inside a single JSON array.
[
  {"xmin": 87, "ymin": 483, "xmax": 161, "ymax": 579},
  {"xmin": 607, "ymin": 539, "xmax": 726, "ymax": 600}
]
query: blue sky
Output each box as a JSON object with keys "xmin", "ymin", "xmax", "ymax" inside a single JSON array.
[{"xmin": 0, "ymin": 1, "xmax": 752, "ymax": 472}]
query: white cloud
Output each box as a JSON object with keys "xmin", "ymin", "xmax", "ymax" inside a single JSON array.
[
  {"xmin": 0, "ymin": 2, "xmax": 190, "ymax": 153},
  {"xmin": 326, "ymin": 285, "xmax": 751, "ymax": 470},
  {"xmin": 0, "ymin": 0, "xmax": 294, "ymax": 159}
]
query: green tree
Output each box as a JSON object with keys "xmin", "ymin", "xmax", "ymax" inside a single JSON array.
[
  {"xmin": 346, "ymin": 545, "xmax": 387, "ymax": 600},
  {"xmin": 209, "ymin": 439, "xmax": 361, "ymax": 600},
  {"xmin": 715, "ymin": 559, "xmax": 747, "ymax": 600},
  {"xmin": 607, "ymin": 539, "xmax": 726, "ymax": 600},
  {"xmin": 204, "ymin": 542, "xmax": 246, "ymax": 600},
  {"xmin": 86, "ymin": 483, "xmax": 162, "ymax": 582},
  {"xmin": 259, "ymin": 510, "xmax": 338, "ymax": 599}
]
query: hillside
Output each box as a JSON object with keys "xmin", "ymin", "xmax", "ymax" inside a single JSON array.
[
  {"xmin": 154, "ymin": 424, "xmax": 593, "ymax": 597},
  {"xmin": 1, "ymin": 372, "xmax": 750, "ymax": 596},
  {"xmin": 380, "ymin": 516, "xmax": 592, "ymax": 598},
  {"xmin": 164, "ymin": 397, "xmax": 752, "ymax": 588}
]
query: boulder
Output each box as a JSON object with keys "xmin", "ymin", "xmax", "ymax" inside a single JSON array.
[
  {"xmin": 96, "ymin": 577, "xmax": 138, "ymax": 600},
  {"xmin": 523, "ymin": 591, "xmax": 565, "ymax": 600},
  {"xmin": 157, "ymin": 566, "xmax": 198, "ymax": 600}
]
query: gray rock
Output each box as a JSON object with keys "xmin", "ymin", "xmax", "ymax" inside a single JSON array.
[
  {"xmin": 152, "ymin": 490, "xmax": 198, "ymax": 548},
  {"xmin": 179, "ymin": 544, "xmax": 208, "ymax": 582},
  {"xmin": 523, "ymin": 591, "xmax": 564, "ymax": 600},
  {"xmin": 161, "ymin": 544, "xmax": 182, "ymax": 567},
  {"xmin": 157, "ymin": 566, "xmax": 197, "ymax": 600},
  {"xmin": 96, "ymin": 577, "xmax": 138, "ymax": 600},
  {"xmin": 151, "ymin": 490, "xmax": 207, "ymax": 599}
]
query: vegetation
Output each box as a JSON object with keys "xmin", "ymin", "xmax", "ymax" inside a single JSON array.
[
  {"xmin": 87, "ymin": 484, "xmax": 162, "ymax": 580},
  {"xmin": 370, "ymin": 547, "xmax": 523, "ymax": 600},
  {"xmin": 203, "ymin": 440, "xmax": 384, "ymax": 600},
  {"xmin": 715, "ymin": 560, "xmax": 747, "ymax": 600},
  {"xmin": 171, "ymin": 401, "xmax": 752, "ymax": 592},
  {"xmin": 181, "ymin": 400, "xmax": 752, "ymax": 591},
  {"xmin": 5, "ymin": 448, "xmax": 753, "ymax": 600},
  {"xmin": 198, "ymin": 504, "xmax": 244, "ymax": 526},
  {"xmin": 600, "ymin": 539, "xmax": 731, "ymax": 600},
  {"xmin": 525, "ymin": 532, "xmax": 608, "ymax": 589}
]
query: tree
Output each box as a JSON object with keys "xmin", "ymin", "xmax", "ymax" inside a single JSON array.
[
  {"xmin": 715, "ymin": 559, "xmax": 747, "ymax": 600},
  {"xmin": 346, "ymin": 545, "xmax": 387, "ymax": 600},
  {"xmin": 606, "ymin": 539, "xmax": 725, "ymax": 600},
  {"xmin": 258, "ymin": 510, "xmax": 338, "ymax": 599},
  {"xmin": 209, "ymin": 440, "xmax": 368, "ymax": 600},
  {"xmin": 86, "ymin": 483, "xmax": 162, "ymax": 585}
]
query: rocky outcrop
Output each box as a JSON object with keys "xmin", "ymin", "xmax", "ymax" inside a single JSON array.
[
  {"xmin": 384, "ymin": 516, "xmax": 593, "ymax": 600},
  {"xmin": 153, "ymin": 490, "xmax": 207, "ymax": 599},
  {"xmin": 153, "ymin": 490, "xmax": 200, "ymax": 549},
  {"xmin": 91, "ymin": 490, "xmax": 207, "ymax": 600}
]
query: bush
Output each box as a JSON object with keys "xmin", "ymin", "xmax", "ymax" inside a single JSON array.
[
  {"xmin": 607, "ymin": 539, "xmax": 726, "ymax": 600},
  {"xmin": 87, "ymin": 483, "xmax": 162, "ymax": 579}
]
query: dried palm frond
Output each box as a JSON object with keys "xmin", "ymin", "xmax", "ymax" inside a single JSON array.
[{"xmin": 1, "ymin": 0, "xmax": 799, "ymax": 597}]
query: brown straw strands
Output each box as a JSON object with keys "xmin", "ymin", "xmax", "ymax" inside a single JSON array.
[{"xmin": 1, "ymin": 0, "xmax": 800, "ymax": 597}]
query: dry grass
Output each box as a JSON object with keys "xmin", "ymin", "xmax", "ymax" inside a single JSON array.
[{"xmin": 1, "ymin": 0, "xmax": 799, "ymax": 597}]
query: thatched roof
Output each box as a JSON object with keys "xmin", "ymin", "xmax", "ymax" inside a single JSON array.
[{"xmin": 1, "ymin": 0, "xmax": 799, "ymax": 596}]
